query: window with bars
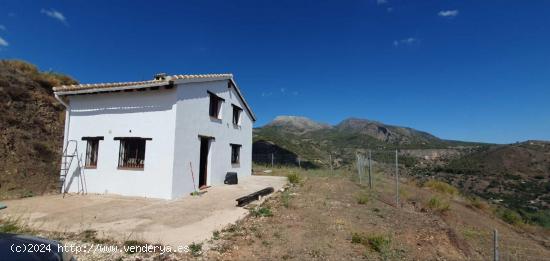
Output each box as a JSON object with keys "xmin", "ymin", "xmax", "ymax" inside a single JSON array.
[
  {"xmin": 232, "ymin": 104, "xmax": 242, "ymax": 125},
  {"xmin": 83, "ymin": 137, "xmax": 102, "ymax": 168},
  {"xmin": 208, "ymin": 91, "xmax": 224, "ymax": 119},
  {"xmin": 231, "ymin": 144, "xmax": 241, "ymax": 164},
  {"xmin": 116, "ymin": 138, "xmax": 148, "ymax": 169}
]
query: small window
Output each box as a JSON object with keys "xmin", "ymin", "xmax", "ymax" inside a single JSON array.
[
  {"xmin": 232, "ymin": 104, "xmax": 243, "ymax": 125},
  {"xmin": 231, "ymin": 144, "xmax": 241, "ymax": 164},
  {"xmin": 117, "ymin": 138, "xmax": 148, "ymax": 169},
  {"xmin": 83, "ymin": 138, "xmax": 102, "ymax": 168},
  {"xmin": 208, "ymin": 91, "xmax": 225, "ymax": 119}
]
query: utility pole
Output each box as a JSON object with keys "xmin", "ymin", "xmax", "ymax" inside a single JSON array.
[{"xmin": 395, "ymin": 149, "xmax": 399, "ymax": 207}]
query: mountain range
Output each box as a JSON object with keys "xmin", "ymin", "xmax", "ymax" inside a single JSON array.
[{"xmin": 253, "ymin": 115, "xmax": 481, "ymax": 166}]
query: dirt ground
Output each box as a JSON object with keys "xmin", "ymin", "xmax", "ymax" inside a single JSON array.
[
  {"xmin": 0, "ymin": 175, "xmax": 286, "ymax": 247},
  {"xmin": 201, "ymin": 169, "xmax": 550, "ymax": 261},
  {"xmin": 2, "ymin": 169, "xmax": 548, "ymax": 260}
]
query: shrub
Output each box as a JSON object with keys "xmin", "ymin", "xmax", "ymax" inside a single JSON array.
[
  {"xmin": 281, "ymin": 190, "xmax": 291, "ymax": 208},
  {"xmin": 351, "ymin": 232, "xmax": 363, "ymax": 244},
  {"xmin": 189, "ymin": 242, "xmax": 203, "ymax": 256},
  {"xmin": 357, "ymin": 193, "xmax": 369, "ymax": 205},
  {"xmin": 251, "ymin": 207, "xmax": 273, "ymax": 217},
  {"xmin": 212, "ymin": 230, "xmax": 220, "ymax": 240},
  {"xmin": 498, "ymin": 208, "xmax": 523, "ymax": 225},
  {"xmin": 424, "ymin": 180, "xmax": 458, "ymax": 196},
  {"xmin": 366, "ymin": 234, "xmax": 391, "ymax": 253},
  {"xmin": 427, "ymin": 196, "xmax": 450, "ymax": 213},
  {"xmin": 0, "ymin": 218, "xmax": 23, "ymax": 233},
  {"xmin": 467, "ymin": 196, "xmax": 487, "ymax": 210},
  {"xmin": 287, "ymin": 172, "xmax": 301, "ymax": 184}
]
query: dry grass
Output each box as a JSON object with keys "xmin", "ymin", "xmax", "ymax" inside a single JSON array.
[{"xmin": 424, "ymin": 180, "xmax": 459, "ymax": 196}]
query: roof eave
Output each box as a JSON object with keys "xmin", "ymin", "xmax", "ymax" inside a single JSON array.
[{"xmin": 53, "ymin": 81, "xmax": 169, "ymax": 96}]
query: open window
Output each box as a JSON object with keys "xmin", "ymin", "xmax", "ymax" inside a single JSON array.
[
  {"xmin": 230, "ymin": 144, "xmax": 241, "ymax": 165},
  {"xmin": 232, "ymin": 104, "xmax": 243, "ymax": 125},
  {"xmin": 208, "ymin": 91, "xmax": 225, "ymax": 119},
  {"xmin": 82, "ymin": 137, "xmax": 103, "ymax": 168},
  {"xmin": 115, "ymin": 137, "xmax": 150, "ymax": 170}
]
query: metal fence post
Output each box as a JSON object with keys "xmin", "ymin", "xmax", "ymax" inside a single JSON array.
[
  {"xmin": 494, "ymin": 229, "xmax": 499, "ymax": 261},
  {"xmin": 298, "ymin": 157, "xmax": 301, "ymax": 169},
  {"xmin": 395, "ymin": 149, "xmax": 399, "ymax": 207},
  {"xmin": 271, "ymin": 153, "xmax": 274, "ymax": 168},
  {"xmin": 368, "ymin": 149, "xmax": 372, "ymax": 189},
  {"xmin": 329, "ymin": 153, "xmax": 333, "ymax": 174},
  {"xmin": 356, "ymin": 154, "xmax": 361, "ymax": 184}
]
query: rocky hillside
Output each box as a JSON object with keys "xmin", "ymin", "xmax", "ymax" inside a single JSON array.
[
  {"xmin": 414, "ymin": 140, "xmax": 550, "ymax": 227},
  {"xmin": 253, "ymin": 116, "xmax": 479, "ymax": 167},
  {"xmin": 0, "ymin": 60, "xmax": 76, "ymax": 199}
]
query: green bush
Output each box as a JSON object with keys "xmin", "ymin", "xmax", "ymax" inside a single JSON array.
[
  {"xmin": 498, "ymin": 208, "xmax": 523, "ymax": 225},
  {"xmin": 287, "ymin": 172, "xmax": 301, "ymax": 184},
  {"xmin": 0, "ymin": 218, "xmax": 23, "ymax": 233},
  {"xmin": 427, "ymin": 196, "xmax": 450, "ymax": 213},
  {"xmin": 366, "ymin": 234, "xmax": 391, "ymax": 253},
  {"xmin": 189, "ymin": 242, "xmax": 203, "ymax": 256},
  {"xmin": 424, "ymin": 180, "xmax": 459, "ymax": 196},
  {"xmin": 281, "ymin": 190, "xmax": 291, "ymax": 208},
  {"xmin": 212, "ymin": 230, "xmax": 220, "ymax": 240},
  {"xmin": 357, "ymin": 193, "xmax": 369, "ymax": 205},
  {"xmin": 251, "ymin": 207, "xmax": 273, "ymax": 217}
]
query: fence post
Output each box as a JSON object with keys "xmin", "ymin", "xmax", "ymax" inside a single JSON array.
[
  {"xmin": 329, "ymin": 153, "xmax": 333, "ymax": 174},
  {"xmin": 356, "ymin": 153, "xmax": 362, "ymax": 184},
  {"xmin": 271, "ymin": 153, "xmax": 274, "ymax": 168},
  {"xmin": 368, "ymin": 149, "xmax": 372, "ymax": 189},
  {"xmin": 395, "ymin": 149, "xmax": 399, "ymax": 207},
  {"xmin": 298, "ymin": 157, "xmax": 301, "ymax": 169},
  {"xmin": 493, "ymin": 229, "xmax": 499, "ymax": 261}
]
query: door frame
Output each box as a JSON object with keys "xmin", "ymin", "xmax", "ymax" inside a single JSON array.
[{"xmin": 198, "ymin": 135, "xmax": 214, "ymax": 189}]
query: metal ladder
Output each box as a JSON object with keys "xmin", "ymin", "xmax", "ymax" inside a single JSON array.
[{"xmin": 59, "ymin": 140, "xmax": 86, "ymax": 197}]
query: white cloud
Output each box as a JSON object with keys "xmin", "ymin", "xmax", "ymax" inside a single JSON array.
[
  {"xmin": 261, "ymin": 92, "xmax": 272, "ymax": 97},
  {"xmin": 0, "ymin": 25, "xmax": 5, "ymax": 31},
  {"xmin": 438, "ymin": 10, "xmax": 459, "ymax": 17},
  {"xmin": 0, "ymin": 36, "xmax": 9, "ymax": 47},
  {"xmin": 393, "ymin": 37, "xmax": 419, "ymax": 47},
  {"xmin": 41, "ymin": 8, "xmax": 67, "ymax": 24},
  {"xmin": 377, "ymin": 0, "xmax": 388, "ymax": 5}
]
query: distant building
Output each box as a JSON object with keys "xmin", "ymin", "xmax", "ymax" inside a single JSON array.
[{"xmin": 53, "ymin": 73, "xmax": 256, "ymax": 199}]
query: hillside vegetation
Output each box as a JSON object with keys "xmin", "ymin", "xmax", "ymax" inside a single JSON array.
[
  {"xmin": 253, "ymin": 116, "xmax": 482, "ymax": 167},
  {"xmin": 0, "ymin": 60, "xmax": 76, "ymax": 199},
  {"xmin": 254, "ymin": 116, "xmax": 550, "ymax": 228},
  {"xmin": 413, "ymin": 141, "xmax": 550, "ymax": 227}
]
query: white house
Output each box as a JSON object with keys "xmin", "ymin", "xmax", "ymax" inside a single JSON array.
[{"xmin": 53, "ymin": 73, "xmax": 256, "ymax": 199}]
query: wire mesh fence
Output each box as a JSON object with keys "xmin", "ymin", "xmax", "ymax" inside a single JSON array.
[
  {"xmin": 353, "ymin": 149, "xmax": 550, "ymax": 261},
  {"xmin": 252, "ymin": 152, "xmax": 328, "ymax": 169}
]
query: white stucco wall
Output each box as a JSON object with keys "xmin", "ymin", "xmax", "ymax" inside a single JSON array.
[
  {"xmin": 171, "ymin": 80, "xmax": 253, "ymax": 198},
  {"xmin": 62, "ymin": 88, "xmax": 177, "ymax": 199},
  {"xmin": 60, "ymin": 79, "xmax": 254, "ymax": 200}
]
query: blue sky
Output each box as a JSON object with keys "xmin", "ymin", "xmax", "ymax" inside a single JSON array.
[{"xmin": 0, "ymin": 1, "xmax": 549, "ymax": 144}]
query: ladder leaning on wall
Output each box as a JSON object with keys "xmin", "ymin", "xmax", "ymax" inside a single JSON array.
[{"xmin": 59, "ymin": 140, "xmax": 87, "ymax": 197}]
